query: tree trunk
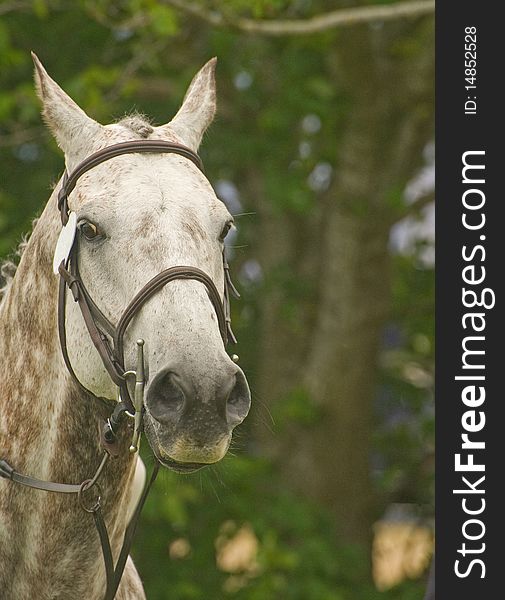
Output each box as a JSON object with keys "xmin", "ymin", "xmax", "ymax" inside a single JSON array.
[
  {"xmin": 251, "ymin": 19, "xmax": 434, "ymax": 548},
  {"xmin": 255, "ymin": 205, "xmax": 390, "ymax": 547}
]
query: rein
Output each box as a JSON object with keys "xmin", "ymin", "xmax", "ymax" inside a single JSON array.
[{"xmin": 0, "ymin": 139, "xmax": 239, "ymax": 599}]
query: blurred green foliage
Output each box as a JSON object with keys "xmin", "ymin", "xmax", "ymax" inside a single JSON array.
[{"xmin": 134, "ymin": 455, "xmax": 424, "ymax": 599}]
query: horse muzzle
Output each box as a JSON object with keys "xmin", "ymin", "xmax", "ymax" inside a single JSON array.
[{"xmin": 142, "ymin": 362, "xmax": 251, "ymax": 469}]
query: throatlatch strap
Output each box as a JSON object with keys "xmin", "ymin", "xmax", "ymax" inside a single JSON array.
[
  {"xmin": 105, "ymin": 460, "xmax": 160, "ymax": 600},
  {"xmin": 0, "ymin": 453, "xmax": 159, "ymax": 600},
  {"xmin": 0, "ymin": 453, "xmax": 109, "ymax": 495},
  {"xmin": 93, "ymin": 507, "xmax": 115, "ymax": 595},
  {"xmin": 0, "ymin": 459, "xmax": 82, "ymax": 493}
]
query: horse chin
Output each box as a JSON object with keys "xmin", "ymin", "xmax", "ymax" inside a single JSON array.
[
  {"xmin": 143, "ymin": 422, "xmax": 231, "ymax": 474},
  {"xmin": 155, "ymin": 455, "xmax": 208, "ymax": 474},
  {"xmin": 152, "ymin": 447, "xmax": 227, "ymax": 474}
]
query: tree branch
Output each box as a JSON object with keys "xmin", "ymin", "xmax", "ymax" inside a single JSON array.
[
  {"xmin": 162, "ymin": 0, "xmax": 434, "ymax": 36},
  {"xmin": 392, "ymin": 191, "xmax": 434, "ymax": 224},
  {"xmin": 0, "ymin": 0, "xmax": 32, "ymax": 16},
  {"xmin": 0, "ymin": 126, "xmax": 44, "ymax": 148},
  {"xmin": 103, "ymin": 39, "xmax": 168, "ymax": 103}
]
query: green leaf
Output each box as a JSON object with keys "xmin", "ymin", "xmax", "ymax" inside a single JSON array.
[
  {"xmin": 33, "ymin": 0, "xmax": 49, "ymax": 19},
  {"xmin": 148, "ymin": 5, "xmax": 179, "ymax": 36}
]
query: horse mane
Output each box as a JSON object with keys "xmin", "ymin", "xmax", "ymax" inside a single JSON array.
[
  {"xmin": 0, "ymin": 220, "xmax": 38, "ymax": 306},
  {"xmin": 1, "ymin": 114, "xmax": 154, "ymax": 306}
]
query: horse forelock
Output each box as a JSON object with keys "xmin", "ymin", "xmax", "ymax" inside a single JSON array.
[{"xmin": 115, "ymin": 113, "xmax": 154, "ymax": 138}]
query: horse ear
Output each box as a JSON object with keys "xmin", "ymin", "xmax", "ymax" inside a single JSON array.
[
  {"xmin": 32, "ymin": 52, "xmax": 102, "ymax": 170},
  {"xmin": 163, "ymin": 58, "xmax": 217, "ymax": 152}
]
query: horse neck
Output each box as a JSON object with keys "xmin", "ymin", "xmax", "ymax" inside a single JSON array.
[
  {"xmin": 0, "ymin": 196, "xmax": 67, "ymax": 471},
  {"xmin": 0, "ymin": 195, "xmax": 137, "ymax": 596},
  {"xmin": 0, "ymin": 195, "xmax": 90, "ymax": 468}
]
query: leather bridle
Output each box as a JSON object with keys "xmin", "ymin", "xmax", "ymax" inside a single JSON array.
[
  {"xmin": 0, "ymin": 139, "xmax": 240, "ymax": 599},
  {"xmin": 57, "ymin": 140, "xmax": 237, "ymax": 416}
]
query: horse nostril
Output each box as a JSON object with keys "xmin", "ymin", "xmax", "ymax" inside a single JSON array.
[
  {"xmin": 146, "ymin": 368, "xmax": 185, "ymax": 425},
  {"xmin": 226, "ymin": 370, "xmax": 251, "ymax": 427}
]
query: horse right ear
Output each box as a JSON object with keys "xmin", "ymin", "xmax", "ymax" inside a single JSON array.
[{"xmin": 32, "ymin": 52, "xmax": 103, "ymax": 171}]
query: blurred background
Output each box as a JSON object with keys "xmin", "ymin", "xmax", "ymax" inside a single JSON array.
[{"xmin": 0, "ymin": 1, "xmax": 434, "ymax": 598}]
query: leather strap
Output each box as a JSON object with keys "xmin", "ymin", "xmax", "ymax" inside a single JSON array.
[
  {"xmin": 58, "ymin": 140, "xmax": 204, "ymax": 225},
  {"xmin": 0, "ymin": 453, "xmax": 160, "ymax": 600},
  {"xmin": 106, "ymin": 460, "xmax": 160, "ymax": 600},
  {"xmin": 58, "ymin": 258, "xmax": 230, "ymax": 413},
  {"xmin": 114, "ymin": 265, "xmax": 228, "ymax": 358},
  {"xmin": 0, "ymin": 453, "xmax": 109, "ymax": 494},
  {"xmin": 59, "ymin": 261, "xmax": 125, "ymax": 387},
  {"xmin": 0, "ymin": 459, "xmax": 82, "ymax": 493},
  {"xmin": 93, "ymin": 508, "xmax": 115, "ymax": 594},
  {"xmin": 223, "ymin": 254, "xmax": 240, "ymax": 344},
  {"xmin": 58, "ymin": 270, "xmax": 97, "ymax": 399}
]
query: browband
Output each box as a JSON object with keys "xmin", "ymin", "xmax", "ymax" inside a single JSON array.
[{"xmin": 58, "ymin": 140, "xmax": 204, "ymax": 225}]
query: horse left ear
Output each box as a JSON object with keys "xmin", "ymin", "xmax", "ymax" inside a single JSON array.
[
  {"xmin": 32, "ymin": 52, "xmax": 103, "ymax": 170},
  {"xmin": 162, "ymin": 58, "xmax": 217, "ymax": 152}
]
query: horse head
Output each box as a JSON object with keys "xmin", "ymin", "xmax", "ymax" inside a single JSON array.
[{"xmin": 33, "ymin": 55, "xmax": 251, "ymax": 472}]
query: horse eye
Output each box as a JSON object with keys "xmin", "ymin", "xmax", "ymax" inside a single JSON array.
[
  {"xmin": 79, "ymin": 221, "xmax": 100, "ymax": 241},
  {"xmin": 219, "ymin": 221, "xmax": 233, "ymax": 242}
]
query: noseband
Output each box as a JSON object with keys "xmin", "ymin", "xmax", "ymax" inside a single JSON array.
[{"xmin": 0, "ymin": 139, "xmax": 240, "ymax": 600}]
